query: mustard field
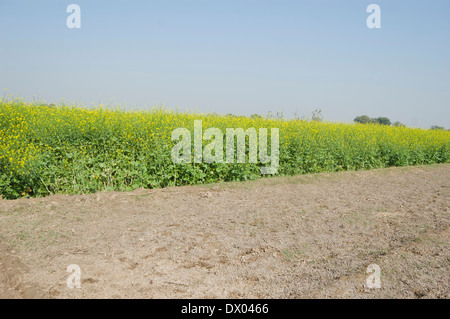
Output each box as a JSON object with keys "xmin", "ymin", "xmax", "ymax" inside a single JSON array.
[{"xmin": 1, "ymin": 99, "xmax": 449, "ymax": 199}]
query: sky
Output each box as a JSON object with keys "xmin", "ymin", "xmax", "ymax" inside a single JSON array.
[{"xmin": 0, "ymin": 0, "xmax": 449, "ymax": 129}]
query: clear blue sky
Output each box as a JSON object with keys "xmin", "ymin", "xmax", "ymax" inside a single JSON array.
[{"xmin": 1, "ymin": 0, "xmax": 449, "ymax": 128}]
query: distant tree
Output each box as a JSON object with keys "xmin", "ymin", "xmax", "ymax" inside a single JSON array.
[
  {"xmin": 276, "ymin": 111, "xmax": 284, "ymax": 120},
  {"xmin": 392, "ymin": 121, "xmax": 406, "ymax": 127},
  {"xmin": 374, "ymin": 117, "xmax": 391, "ymax": 126},
  {"xmin": 354, "ymin": 115, "xmax": 391, "ymax": 125},
  {"xmin": 430, "ymin": 125, "xmax": 445, "ymax": 130},
  {"xmin": 311, "ymin": 109, "xmax": 323, "ymax": 122},
  {"xmin": 250, "ymin": 114, "xmax": 263, "ymax": 119},
  {"xmin": 354, "ymin": 115, "xmax": 371, "ymax": 124}
]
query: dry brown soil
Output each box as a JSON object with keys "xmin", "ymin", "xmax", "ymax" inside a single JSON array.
[{"xmin": 0, "ymin": 164, "xmax": 449, "ymax": 299}]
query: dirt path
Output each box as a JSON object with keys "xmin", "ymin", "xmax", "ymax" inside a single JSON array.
[{"xmin": 0, "ymin": 164, "xmax": 449, "ymax": 299}]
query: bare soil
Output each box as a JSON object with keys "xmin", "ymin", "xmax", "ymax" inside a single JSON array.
[{"xmin": 0, "ymin": 164, "xmax": 449, "ymax": 299}]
